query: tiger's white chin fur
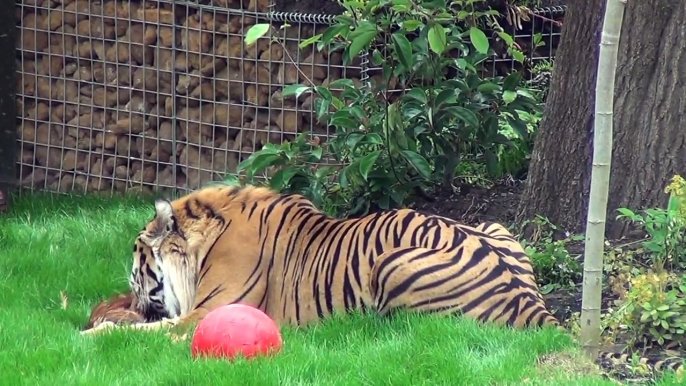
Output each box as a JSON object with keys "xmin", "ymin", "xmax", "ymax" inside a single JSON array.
[{"xmin": 156, "ymin": 248, "xmax": 198, "ymax": 319}]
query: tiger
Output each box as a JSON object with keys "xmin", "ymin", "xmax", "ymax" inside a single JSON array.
[{"xmin": 81, "ymin": 184, "xmax": 685, "ymax": 373}]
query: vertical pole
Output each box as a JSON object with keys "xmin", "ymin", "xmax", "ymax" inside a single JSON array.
[
  {"xmin": 580, "ymin": 0, "xmax": 626, "ymax": 359},
  {"xmin": 0, "ymin": 0, "xmax": 18, "ymax": 194}
]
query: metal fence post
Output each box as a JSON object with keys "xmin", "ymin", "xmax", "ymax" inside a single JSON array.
[{"xmin": 0, "ymin": 0, "xmax": 17, "ymax": 194}]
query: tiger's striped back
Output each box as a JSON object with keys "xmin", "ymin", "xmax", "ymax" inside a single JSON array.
[{"xmin": 130, "ymin": 185, "xmax": 557, "ymax": 329}]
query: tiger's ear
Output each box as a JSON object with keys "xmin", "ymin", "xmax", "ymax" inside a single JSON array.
[
  {"xmin": 151, "ymin": 199, "xmax": 175, "ymax": 236},
  {"xmin": 155, "ymin": 199, "xmax": 174, "ymax": 221}
]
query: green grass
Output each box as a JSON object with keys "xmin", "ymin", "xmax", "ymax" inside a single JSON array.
[{"xmin": 0, "ymin": 192, "xmax": 683, "ymax": 386}]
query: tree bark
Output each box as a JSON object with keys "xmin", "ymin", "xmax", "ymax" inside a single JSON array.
[{"xmin": 516, "ymin": 0, "xmax": 686, "ymax": 239}]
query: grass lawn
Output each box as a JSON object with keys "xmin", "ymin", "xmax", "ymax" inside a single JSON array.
[{"xmin": 0, "ymin": 192, "xmax": 683, "ymax": 385}]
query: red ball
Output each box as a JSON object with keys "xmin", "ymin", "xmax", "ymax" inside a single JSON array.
[{"xmin": 190, "ymin": 304, "xmax": 283, "ymax": 361}]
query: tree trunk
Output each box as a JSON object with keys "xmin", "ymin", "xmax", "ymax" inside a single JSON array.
[{"xmin": 516, "ymin": 0, "xmax": 686, "ymax": 239}]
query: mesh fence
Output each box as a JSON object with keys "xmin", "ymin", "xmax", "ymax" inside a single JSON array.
[
  {"xmin": 484, "ymin": 6, "xmax": 565, "ymax": 78},
  {"xmin": 14, "ymin": 1, "xmax": 565, "ymax": 197}
]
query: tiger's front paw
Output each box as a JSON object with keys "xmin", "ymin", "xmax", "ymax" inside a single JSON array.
[
  {"xmin": 80, "ymin": 321, "xmax": 116, "ymax": 336},
  {"xmin": 131, "ymin": 316, "xmax": 181, "ymax": 331},
  {"xmin": 162, "ymin": 316, "xmax": 181, "ymax": 328}
]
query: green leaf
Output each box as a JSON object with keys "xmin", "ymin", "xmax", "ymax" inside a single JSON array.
[
  {"xmin": 220, "ymin": 174, "xmax": 240, "ymax": 186},
  {"xmin": 371, "ymin": 49, "xmax": 385, "ymax": 66},
  {"xmin": 359, "ymin": 150, "xmax": 382, "ymax": 181},
  {"xmin": 469, "ymin": 27, "xmax": 489, "ymax": 54},
  {"xmin": 269, "ymin": 166, "xmax": 300, "ymax": 190},
  {"xmin": 349, "ymin": 106, "xmax": 367, "ymax": 122},
  {"xmin": 314, "ymin": 165, "xmax": 335, "ymax": 180},
  {"xmin": 484, "ymin": 149, "xmax": 499, "ymax": 177},
  {"xmin": 427, "ymin": 24, "xmax": 447, "ymax": 55},
  {"xmin": 477, "ymin": 82, "xmax": 501, "ymax": 93},
  {"xmin": 405, "ymin": 88, "xmax": 427, "ymax": 104},
  {"xmin": 403, "ymin": 20, "xmax": 423, "ymax": 31},
  {"xmin": 510, "ymin": 48, "xmax": 525, "ymax": 63},
  {"xmin": 333, "ymin": 15, "xmax": 355, "ymax": 26},
  {"xmin": 667, "ymin": 194, "xmax": 682, "ymax": 216},
  {"xmin": 387, "ymin": 102, "xmax": 404, "ymax": 135},
  {"xmin": 362, "ymin": 133, "xmax": 383, "ymax": 145},
  {"xmin": 421, "ymin": 0, "xmax": 447, "ymax": 10},
  {"xmin": 244, "ymin": 24, "xmax": 270, "ymax": 47},
  {"xmin": 450, "ymin": 106, "xmax": 479, "ymax": 128},
  {"xmin": 347, "ymin": 22, "xmax": 378, "ymax": 63},
  {"xmin": 377, "ymin": 194, "xmax": 390, "ymax": 210},
  {"xmin": 506, "ymin": 116, "xmax": 530, "ymax": 139},
  {"xmin": 250, "ymin": 153, "xmax": 282, "ymax": 174},
  {"xmin": 299, "ymin": 33, "xmax": 323, "ymax": 49},
  {"xmin": 491, "ymin": 133, "xmax": 513, "ymax": 146},
  {"xmin": 496, "ymin": 31, "xmax": 514, "ymax": 46},
  {"xmin": 250, "ymin": 143, "xmax": 279, "ymax": 156},
  {"xmin": 391, "ymin": 0, "xmax": 411, "ymax": 11},
  {"xmin": 282, "ymin": 84, "xmax": 311, "ymax": 99},
  {"xmin": 401, "ymin": 150, "xmax": 432, "ymax": 179},
  {"xmin": 539, "ymin": 283, "xmax": 559, "ymax": 295},
  {"xmin": 315, "ymin": 98, "xmax": 331, "ymax": 120},
  {"xmin": 503, "ymin": 72, "xmax": 522, "ymax": 91},
  {"xmin": 434, "ymin": 89, "xmax": 456, "ymax": 107},
  {"xmin": 344, "ymin": 1, "xmax": 364, "ymax": 10},
  {"xmin": 391, "ymin": 32, "xmax": 413, "ymax": 70},
  {"xmin": 346, "ymin": 132, "xmax": 364, "ymax": 150},
  {"xmin": 327, "ymin": 78, "xmax": 355, "ymax": 90},
  {"xmin": 315, "ymin": 86, "xmax": 333, "ymax": 102},
  {"xmin": 310, "ymin": 146, "xmax": 324, "ymax": 161},
  {"xmin": 339, "ymin": 167, "xmax": 350, "ymax": 189},
  {"xmin": 236, "ymin": 159, "xmax": 252, "ymax": 173},
  {"xmin": 503, "ymin": 90, "xmax": 517, "ymax": 104},
  {"xmin": 330, "ymin": 115, "xmax": 359, "ymax": 130},
  {"xmin": 320, "ymin": 24, "xmax": 348, "ymax": 46}
]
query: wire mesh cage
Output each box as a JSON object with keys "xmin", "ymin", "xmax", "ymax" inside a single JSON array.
[
  {"xmin": 482, "ymin": 6, "xmax": 565, "ymax": 78},
  {"xmin": 14, "ymin": 0, "xmax": 565, "ymax": 197}
]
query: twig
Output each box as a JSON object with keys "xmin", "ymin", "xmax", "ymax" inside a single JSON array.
[
  {"xmin": 276, "ymin": 38, "xmax": 317, "ymax": 88},
  {"xmin": 525, "ymin": 10, "xmax": 563, "ymax": 27},
  {"xmin": 504, "ymin": 3, "xmax": 564, "ymax": 29},
  {"xmin": 610, "ymin": 239, "xmax": 645, "ymax": 250}
]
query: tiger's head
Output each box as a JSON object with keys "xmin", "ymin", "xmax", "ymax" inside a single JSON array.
[
  {"xmin": 130, "ymin": 199, "xmax": 190, "ymax": 321},
  {"xmin": 129, "ymin": 185, "xmax": 283, "ymax": 320},
  {"xmin": 130, "ymin": 233, "xmax": 167, "ymax": 322}
]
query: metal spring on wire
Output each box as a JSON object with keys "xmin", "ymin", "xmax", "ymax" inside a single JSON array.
[
  {"xmin": 262, "ymin": 2, "xmax": 372, "ymax": 92},
  {"xmin": 173, "ymin": 0, "xmax": 565, "ymax": 19},
  {"xmin": 267, "ymin": 11, "xmax": 338, "ymax": 25},
  {"xmin": 531, "ymin": 5, "xmax": 567, "ymax": 15},
  {"xmin": 359, "ymin": 52, "xmax": 370, "ymax": 87}
]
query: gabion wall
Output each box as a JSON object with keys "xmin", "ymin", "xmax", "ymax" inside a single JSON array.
[{"xmin": 14, "ymin": 0, "xmax": 565, "ymax": 197}]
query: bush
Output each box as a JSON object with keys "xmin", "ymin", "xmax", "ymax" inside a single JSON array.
[
  {"xmin": 239, "ymin": 0, "xmax": 543, "ymax": 217},
  {"xmin": 603, "ymin": 175, "xmax": 686, "ymax": 348},
  {"xmin": 617, "ymin": 175, "xmax": 686, "ymax": 271},
  {"xmin": 518, "ymin": 216, "xmax": 583, "ymax": 293}
]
